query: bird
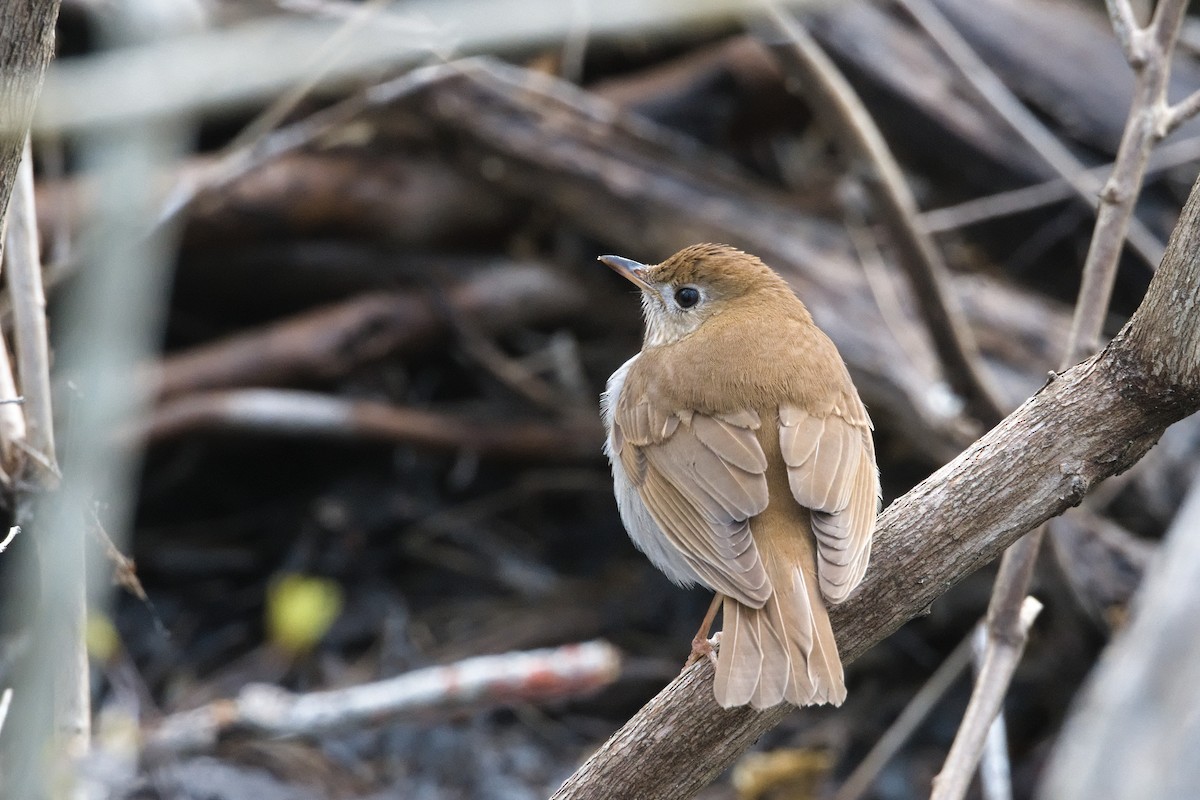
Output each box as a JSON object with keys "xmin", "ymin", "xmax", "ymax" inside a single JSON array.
[{"xmin": 599, "ymin": 243, "xmax": 879, "ymax": 709}]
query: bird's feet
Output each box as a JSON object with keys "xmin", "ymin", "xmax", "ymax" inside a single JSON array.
[{"xmin": 685, "ymin": 631, "xmax": 721, "ymax": 669}]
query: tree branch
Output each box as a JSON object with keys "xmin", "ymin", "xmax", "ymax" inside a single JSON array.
[
  {"xmin": 930, "ymin": 598, "xmax": 1041, "ymax": 800},
  {"xmin": 1104, "ymin": 0, "xmax": 1145, "ymax": 64},
  {"xmin": 551, "ymin": 171, "xmax": 1200, "ymax": 800},
  {"xmin": 1059, "ymin": 0, "xmax": 1191, "ymax": 365}
]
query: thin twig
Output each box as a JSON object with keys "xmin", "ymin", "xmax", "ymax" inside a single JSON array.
[
  {"xmin": 1063, "ymin": 0, "xmax": 1191, "ymax": 364},
  {"xmin": 0, "ymin": 322, "xmax": 24, "ymax": 483},
  {"xmin": 0, "ymin": 526, "xmax": 19, "ymax": 553},
  {"xmin": 4, "ymin": 136, "xmax": 59, "ymax": 486},
  {"xmin": 973, "ymin": 625, "xmax": 1014, "ymax": 800},
  {"xmin": 1161, "ymin": 90, "xmax": 1200, "ymax": 135},
  {"xmin": 224, "ymin": 0, "xmax": 391, "ymax": 154},
  {"xmin": 88, "ymin": 509, "xmax": 147, "ymax": 603},
  {"xmin": 0, "ymin": 688, "xmax": 13, "ymax": 739},
  {"xmin": 920, "ymin": 135, "xmax": 1200, "ymax": 233},
  {"xmin": 1105, "ymin": 0, "xmax": 1146, "ymax": 63},
  {"xmin": 833, "ymin": 633, "xmax": 973, "ymax": 800},
  {"xmin": 930, "ymin": 597, "xmax": 1042, "ymax": 800},
  {"xmin": 761, "ymin": 4, "xmax": 1007, "ymax": 425},
  {"xmin": 897, "ymin": 0, "xmax": 1165, "ymax": 274}
]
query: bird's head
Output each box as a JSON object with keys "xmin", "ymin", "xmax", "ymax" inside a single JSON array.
[{"xmin": 599, "ymin": 243, "xmax": 800, "ymax": 347}]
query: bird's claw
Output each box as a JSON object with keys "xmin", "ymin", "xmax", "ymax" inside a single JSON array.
[{"xmin": 685, "ymin": 632, "xmax": 721, "ymax": 670}]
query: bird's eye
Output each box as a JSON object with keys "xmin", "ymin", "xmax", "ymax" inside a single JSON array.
[{"xmin": 674, "ymin": 286, "xmax": 701, "ymax": 309}]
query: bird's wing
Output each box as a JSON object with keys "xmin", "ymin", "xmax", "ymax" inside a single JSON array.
[
  {"xmin": 615, "ymin": 396, "xmax": 772, "ymax": 607},
  {"xmin": 779, "ymin": 398, "xmax": 880, "ymax": 604}
]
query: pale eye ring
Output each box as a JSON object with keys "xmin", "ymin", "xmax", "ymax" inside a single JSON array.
[{"xmin": 674, "ymin": 286, "xmax": 700, "ymax": 309}]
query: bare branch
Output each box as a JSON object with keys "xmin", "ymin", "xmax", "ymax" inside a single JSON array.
[
  {"xmin": 1105, "ymin": 0, "xmax": 1147, "ymax": 64},
  {"xmin": 0, "ymin": 526, "xmax": 18, "ymax": 553},
  {"xmin": 1161, "ymin": 89, "xmax": 1200, "ymax": 137},
  {"xmin": 974, "ymin": 625, "xmax": 1014, "ymax": 800},
  {"xmin": 1150, "ymin": 0, "xmax": 1190, "ymax": 51},
  {"xmin": 931, "ymin": 598, "xmax": 1041, "ymax": 800},
  {"xmin": 1064, "ymin": 0, "xmax": 1193, "ymax": 364}
]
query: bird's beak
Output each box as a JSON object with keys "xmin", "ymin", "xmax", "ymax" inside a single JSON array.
[{"xmin": 599, "ymin": 255, "xmax": 654, "ymax": 292}]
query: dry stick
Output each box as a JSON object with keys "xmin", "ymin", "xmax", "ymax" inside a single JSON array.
[
  {"xmin": 895, "ymin": 0, "xmax": 1165, "ymax": 273},
  {"xmin": 927, "ymin": 1, "xmax": 1200, "ymax": 795},
  {"xmin": 0, "ymin": 283, "xmax": 26, "ymax": 480},
  {"xmin": 133, "ymin": 388, "xmax": 602, "ymax": 461},
  {"xmin": 930, "ymin": 599, "xmax": 1042, "ymax": 800},
  {"xmin": 551, "ymin": 170, "xmax": 1200, "ymax": 799},
  {"xmin": 930, "ymin": 527, "xmax": 1043, "ymax": 799},
  {"xmin": 4, "ymin": 136, "xmax": 58, "ymax": 486},
  {"xmin": 832, "ymin": 633, "xmax": 973, "ymax": 800},
  {"xmin": 920, "ymin": 135, "xmax": 1200, "ymax": 234},
  {"xmin": 151, "ymin": 262, "xmax": 587, "ymax": 400},
  {"xmin": 972, "ymin": 626, "xmax": 1014, "ymax": 800},
  {"xmin": 0, "ymin": 525, "xmax": 18, "ymax": 553},
  {"xmin": 144, "ymin": 640, "xmax": 621, "ymax": 758},
  {"xmin": 0, "ymin": 688, "xmax": 12, "ymax": 738},
  {"xmin": 762, "ymin": 5, "xmax": 1007, "ymax": 425}
]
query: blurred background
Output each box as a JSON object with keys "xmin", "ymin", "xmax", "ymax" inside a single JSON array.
[{"xmin": 2, "ymin": 0, "xmax": 1199, "ymax": 797}]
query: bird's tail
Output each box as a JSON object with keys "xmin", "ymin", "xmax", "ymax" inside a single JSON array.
[{"xmin": 712, "ymin": 557, "xmax": 845, "ymax": 709}]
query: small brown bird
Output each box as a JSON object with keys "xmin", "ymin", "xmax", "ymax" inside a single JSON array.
[{"xmin": 600, "ymin": 243, "xmax": 879, "ymax": 709}]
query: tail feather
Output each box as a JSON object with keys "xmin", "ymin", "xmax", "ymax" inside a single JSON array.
[
  {"xmin": 713, "ymin": 563, "xmax": 845, "ymax": 709},
  {"xmin": 712, "ymin": 593, "xmax": 764, "ymax": 707}
]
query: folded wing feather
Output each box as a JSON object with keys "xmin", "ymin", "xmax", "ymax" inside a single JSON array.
[
  {"xmin": 779, "ymin": 401, "xmax": 880, "ymax": 604},
  {"xmin": 615, "ymin": 401, "xmax": 773, "ymax": 608}
]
